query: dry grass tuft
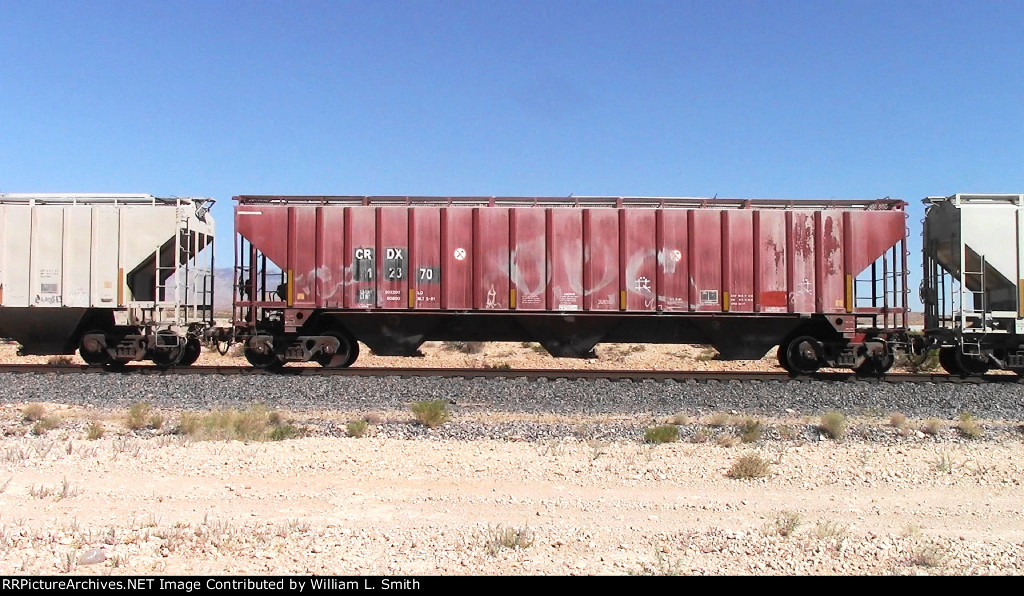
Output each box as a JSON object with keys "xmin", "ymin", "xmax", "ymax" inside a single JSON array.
[
  {"xmin": 644, "ymin": 425, "xmax": 679, "ymax": 444},
  {"xmin": 22, "ymin": 404, "xmax": 46, "ymax": 423},
  {"xmin": 708, "ymin": 412, "xmax": 732, "ymax": 427},
  {"xmin": 411, "ymin": 400, "xmax": 451, "ymax": 428},
  {"xmin": 177, "ymin": 405, "xmax": 304, "ymax": 441},
  {"xmin": 767, "ymin": 511, "xmax": 801, "ymax": 537},
  {"xmin": 778, "ymin": 425, "xmax": 800, "ymax": 441},
  {"xmin": 957, "ymin": 412, "xmax": 983, "ymax": 440},
  {"xmin": 28, "ymin": 477, "xmax": 80, "ymax": 501},
  {"xmin": 737, "ymin": 417, "xmax": 763, "ymax": 443},
  {"xmin": 908, "ymin": 545, "xmax": 946, "ymax": 568},
  {"xmin": 818, "ymin": 411, "xmax": 847, "ymax": 440},
  {"xmin": 717, "ymin": 434, "xmax": 740, "ymax": 448},
  {"xmin": 31, "ymin": 415, "xmax": 61, "ymax": 435},
  {"xmin": 727, "ymin": 452, "xmax": 771, "ymax": 479},
  {"xmin": 923, "ymin": 418, "xmax": 944, "ymax": 436},
  {"xmin": 691, "ymin": 427, "xmax": 713, "ymax": 443},
  {"xmin": 696, "ymin": 348, "xmax": 717, "ymax": 361},
  {"xmin": 933, "ymin": 450, "xmax": 956, "ymax": 474},
  {"xmin": 483, "ymin": 524, "xmax": 534, "ymax": 556},
  {"xmin": 86, "ymin": 421, "xmax": 105, "ymax": 440},
  {"xmin": 346, "ymin": 419, "xmax": 369, "ymax": 438},
  {"xmin": 813, "ymin": 521, "xmax": 848, "ymax": 540},
  {"xmin": 127, "ymin": 402, "xmax": 164, "ymax": 431},
  {"xmin": 444, "ymin": 341, "xmax": 483, "ymax": 354}
]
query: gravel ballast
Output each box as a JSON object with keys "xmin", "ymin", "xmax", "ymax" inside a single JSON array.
[{"xmin": 4, "ymin": 372, "xmax": 1023, "ymax": 419}]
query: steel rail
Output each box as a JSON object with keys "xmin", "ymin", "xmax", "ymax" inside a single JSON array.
[{"xmin": 0, "ymin": 364, "xmax": 1019, "ymax": 383}]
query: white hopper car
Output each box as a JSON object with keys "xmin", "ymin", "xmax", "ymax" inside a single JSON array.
[
  {"xmin": 0, "ymin": 194, "xmax": 215, "ymax": 367},
  {"xmin": 922, "ymin": 193, "xmax": 1024, "ymax": 375}
]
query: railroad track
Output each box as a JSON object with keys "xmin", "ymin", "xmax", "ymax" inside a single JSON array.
[{"xmin": 0, "ymin": 364, "xmax": 1020, "ymax": 383}]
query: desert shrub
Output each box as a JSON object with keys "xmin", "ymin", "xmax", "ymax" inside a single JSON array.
[
  {"xmin": 86, "ymin": 421, "xmax": 105, "ymax": 440},
  {"xmin": 670, "ymin": 412, "xmax": 690, "ymax": 426},
  {"xmin": 31, "ymin": 415, "xmax": 61, "ymax": 435},
  {"xmin": 29, "ymin": 477, "xmax": 79, "ymax": 501},
  {"xmin": 769, "ymin": 511, "xmax": 801, "ymax": 537},
  {"xmin": 644, "ymin": 425, "xmax": 679, "ymax": 444},
  {"xmin": 923, "ymin": 418, "xmax": 944, "ymax": 435},
  {"xmin": 484, "ymin": 524, "xmax": 534, "ymax": 556},
  {"xmin": 708, "ymin": 412, "xmax": 731, "ymax": 427},
  {"xmin": 957, "ymin": 412, "xmax": 983, "ymax": 440},
  {"xmin": 696, "ymin": 348, "xmax": 717, "ymax": 361},
  {"xmin": 127, "ymin": 402, "xmax": 152, "ymax": 430},
  {"xmin": 346, "ymin": 419, "xmax": 369, "ymax": 438},
  {"xmin": 691, "ymin": 427, "xmax": 712, "ymax": 443},
  {"xmin": 127, "ymin": 402, "xmax": 164, "ymax": 431},
  {"xmin": 268, "ymin": 423, "xmax": 302, "ymax": 441},
  {"xmin": 177, "ymin": 405, "xmax": 304, "ymax": 441},
  {"xmin": 906, "ymin": 349, "xmax": 940, "ymax": 373},
  {"xmin": 411, "ymin": 400, "xmax": 450, "ymax": 428},
  {"xmin": 778, "ymin": 425, "xmax": 799, "ymax": 441},
  {"xmin": 933, "ymin": 451, "xmax": 956, "ymax": 473},
  {"xmin": 22, "ymin": 404, "xmax": 46, "ymax": 422},
  {"xmin": 444, "ymin": 341, "xmax": 483, "ymax": 354},
  {"xmin": 889, "ymin": 412, "xmax": 907, "ymax": 429},
  {"xmin": 47, "ymin": 355, "xmax": 75, "ymax": 366},
  {"xmin": 717, "ymin": 434, "xmax": 739, "ymax": 448},
  {"xmin": 737, "ymin": 418, "xmax": 763, "ymax": 443},
  {"xmin": 908, "ymin": 545, "xmax": 946, "ymax": 568},
  {"xmin": 818, "ymin": 411, "xmax": 847, "ymax": 440},
  {"xmin": 814, "ymin": 521, "xmax": 848, "ymax": 540},
  {"xmin": 727, "ymin": 453, "xmax": 771, "ymax": 479}
]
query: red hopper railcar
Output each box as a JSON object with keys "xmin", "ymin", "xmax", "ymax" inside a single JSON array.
[{"xmin": 232, "ymin": 195, "xmax": 909, "ymax": 374}]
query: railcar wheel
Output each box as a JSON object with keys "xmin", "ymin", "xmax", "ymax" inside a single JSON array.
[
  {"xmin": 314, "ymin": 332, "xmax": 353, "ymax": 368},
  {"xmin": 783, "ymin": 336, "xmax": 823, "ymax": 374},
  {"xmin": 244, "ymin": 334, "xmax": 282, "ymax": 369},
  {"xmin": 343, "ymin": 339, "xmax": 360, "ymax": 367},
  {"xmin": 854, "ymin": 341, "xmax": 894, "ymax": 377},
  {"xmin": 79, "ymin": 331, "xmax": 111, "ymax": 366},
  {"xmin": 954, "ymin": 349, "xmax": 990, "ymax": 376},
  {"xmin": 151, "ymin": 350, "xmax": 183, "ymax": 368},
  {"xmin": 855, "ymin": 354, "xmax": 894, "ymax": 377},
  {"xmin": 938, "ymin": 347, "xmax": 963, "ymax": 376},
  {"xmin": 776, "ymin": 344, "xmax": 790, "ymax": 371},
  {"xmin": 178, "ymin": 337, "xmax": 203, "ymax": 366},
  {"xmin": 150, "ymin": 331, "xmax": 184, "ymax": 369}
]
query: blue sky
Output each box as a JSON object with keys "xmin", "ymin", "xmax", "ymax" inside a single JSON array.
[{"xmin": 2, "ymin": 0, "xmax": 1023, "ymax": 306}]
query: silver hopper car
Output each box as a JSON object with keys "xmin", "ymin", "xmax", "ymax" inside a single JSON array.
[
  {"xmin": 922, "ymin": 193, "xmax": 1024, "ymax": 375},
  {"xmin": 0, "ymin": 193, "xmax": 215, "ymax": 367}
]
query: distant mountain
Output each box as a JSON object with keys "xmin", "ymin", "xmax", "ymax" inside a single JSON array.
[{"xmin": 213, "ymin": 267, "xmax": 234, "ymax": 316}]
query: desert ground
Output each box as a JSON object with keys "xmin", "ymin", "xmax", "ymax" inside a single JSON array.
[{"xmin": 0, "ymin": 341, "xmax": 1021, "ymax": 575}]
